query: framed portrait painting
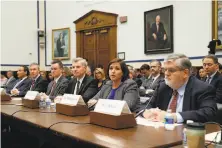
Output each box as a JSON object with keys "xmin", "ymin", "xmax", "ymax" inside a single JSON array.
[
  {"xmin": 212, "ymin": 0, "xmax": 222, "ymax": 50},
  {"xmin": 52, "ymin": 28, "xmax": 70, "ymax": 60},
  {"xmin": 144, "ymin": 5, "xmax": 173, "ymax": 54}
]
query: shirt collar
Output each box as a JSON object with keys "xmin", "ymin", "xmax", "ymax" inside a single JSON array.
[
  {"xmin": 176, "ymin": 79, "xmax": 189, "ymax": 96},
  {"xmin": 77, "ymin": 74, "xmax": 85, "ymax": 84},
  {"xmin": 55, "ymin": 74, "xmax": 62, "ymax": 83},
  {"xmin": 152, "ymin": 74, "xmax": 160, "ymax": 81},
  {"xmin": 33, "ymin": 74, "xmax": 40, "ymax": 81},
  {"xmin": 21, "ymin": 76, "xmax": 27, "ymax": 81},
  {"xmin": 208, "ymin": 71, "xmax": 217, "ymax": 79}
]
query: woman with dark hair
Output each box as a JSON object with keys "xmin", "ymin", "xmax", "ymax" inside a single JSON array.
[{"xmin": 88, "ymin": 58, "xmax": 139, "ymax": 111}]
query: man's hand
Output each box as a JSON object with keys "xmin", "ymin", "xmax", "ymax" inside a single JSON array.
[
  {"xmin": 164, "ymin": 34, "xmax": 167, "ymax": 40},
  {"xmin": 153, "ymin": 33, "xmax": 157, "ymax": 40},
  {"xmin": 154, "ymin": 111, "xmax": 178, "ymax": 123},
  {"xmin": 155, "ymin": 110, "xmax": 167, "ymax": 122},
  {"xmin": 54, "ymin": 96, "xmax": 63, "ymax": 103},
  {"xmin": 11, "ymin": 89, "xmax": 19, "ymax": 96},
  {"xmin": 143, "ymin": 108, "xmax": 160, "ymax": 120}
]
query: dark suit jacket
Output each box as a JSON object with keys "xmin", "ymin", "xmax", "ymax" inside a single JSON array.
[
  {"xmin": 5, "ymin": 77, "xmax": 17, "ymax": 93},
  {"xmin": 30, "ymin": 76, "xmax": 49, "ymax": 93},
  {"xmin": 150, "ymin": 76, "xmax": 217, "ymax": 123},
  {"xmin": 65, "ymin": 76, "xmax": 98, "ymax": 103},
  {"xmin": 209, "ymin": 72, "xmax": 222, "ymax": 103},
  {"xmin": 10, "ymin": 77, "xmax": 32, "ymax": 97},
  {"xmin": 46, "ymin": 76, "xmax": 69, "ymax": 100},
  {"xmin": 151, "ymin": 22, "xmax": 166, "ymax": 40},
  {"xmin": 139, "ymin": 75, "xmax": 164, "ymax": 96}
]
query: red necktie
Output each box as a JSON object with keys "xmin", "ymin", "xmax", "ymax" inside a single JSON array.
[
  {"xmin": 169, "ymin": 90, "xmax": 178, "ymax": 113},
  {"xmin": 49, "ymin": 81, "xmax": 56, "ymax": 96},
  {"xmin": 31, "ymin": 80, "xmax": 35, "ymax": 90}
]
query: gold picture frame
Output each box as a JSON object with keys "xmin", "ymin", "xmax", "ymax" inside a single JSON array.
[
  {"xmin": 212, "ymin": 0, "xmax": 222, "ymax": 50},
  {"xmin": 52, "ymin": 27, "xmax": 70, "ymax": 60}
]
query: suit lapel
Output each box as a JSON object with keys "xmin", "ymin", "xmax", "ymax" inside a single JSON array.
[
  {"xmin": 162, "ymin": 87, "xmax": 173, "ymax": 110},
  {"xmin": 182, "ymin": 77, "xmax": 193, "ymax": 111},
  {"xmin": 72, "ymin": 78, "xmax": 77, "ymax": 94},
  {"xmin": 32, "ymin": 76, "xmax": 41, "ymax": 89},
  {"xmin": 210, "ymin": 72, "xmax": 219, "ymax": 86},
  {"xmin": 78, "ymin": 76, "xmax": 87, "ymax": 94},
  {"xmin": 53, "ymin": 76, "xmax": 63, "ymax": 94}
]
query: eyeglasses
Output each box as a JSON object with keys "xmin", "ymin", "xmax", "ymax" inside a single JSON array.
[{"xmin": 163, "ymin": 68, "xmax": 183, "ymax": 73}]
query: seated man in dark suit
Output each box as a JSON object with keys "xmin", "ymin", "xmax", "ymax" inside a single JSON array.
[
  {"xmin": 64, "ymin": 57, "xmax": 98, "ymax": 103},
  {"xmin": 143, "ymin": 54, "xmax": 217, "ymax": 123},
  {"xmin": 45, "ymin": 60, "xmax": 69, "ymax": 100},
  {"xmin": 4, "ymin": 70, "xmax": 17, "ymax": 92},
  {"xmin": 202, "ymin": 54, "xmax": 222, "ymax": 103},
  {"xmin": 9, "ymin": 65, "xmax": 32, "ymax": 97},
  {"xmin": 29, "ymin": 63, "xmax": 48, "ymax": 93},
  {"xmin": 151, "ymin": 15, "xmax": 167, "ymax": 49},
  {"xmin": 139, "ymin": 60, "xmax": 164, "ymax": 97}
]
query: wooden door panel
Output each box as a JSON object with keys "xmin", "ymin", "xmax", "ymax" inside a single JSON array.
[
  {"xmin": 83, "ymin": 31, "xmax": 95, "ymax": 50},
  {"xmin": 97, "ymin": 49, "xmax": 109, "ymax": 73},
  {"xmin": 83, "ymin": 31, "xmax": 96, "ymax": 69},
  {"xmin": 97, "ymin": 29, "xmax": 110, "ymax": 72}
]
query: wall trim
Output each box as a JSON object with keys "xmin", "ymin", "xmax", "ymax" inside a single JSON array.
[
  {"xmin": 125, "ymin": 55, "xmax": 222, "ymax": 63},
  {"xmin": 44, "ymin": 0, "xmax": 48, "ymax": 66},
  {"xmin": 37, "ymin": 0, "xmax": 40, "ymax": 65}
]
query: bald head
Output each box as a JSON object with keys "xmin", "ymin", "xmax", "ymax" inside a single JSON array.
[{"xmin": 156, "ymin": 15, "xmax": 160, "ymax": 24}]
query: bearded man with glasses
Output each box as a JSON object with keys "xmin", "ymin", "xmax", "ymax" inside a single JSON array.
[{"xmin": 142, "ymin": 54, "xmax": 217, "ymax": 123}]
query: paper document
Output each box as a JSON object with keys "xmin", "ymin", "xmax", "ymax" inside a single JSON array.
[
  {"xmin": 205, "ymin": 131, "xmax": 221, "ymax": 143},
  {"xmin": 136, "ymin": 116, "xmax": 181, "ymax": 127},
  {"xmin": 12, "ymin": 98, "xmax": 22, "ymax": 101}
]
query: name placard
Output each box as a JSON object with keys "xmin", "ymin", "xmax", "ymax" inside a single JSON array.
[
  {"xmin": 60, "ymin": 94, "xmax": 85, "ymax": 106},
  {"xmin": 94, "ymin": 99, "xmax": 131, "ymax": 116},
  {"xmin": 24, "ymin": 91, "xmax": 39, "ymax": 100},
  {"xmin": 0, "ymin": 88, "xmax": 6, "ymax": 95}
]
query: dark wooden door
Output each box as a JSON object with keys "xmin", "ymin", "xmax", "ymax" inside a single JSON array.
[
  {"xmin": 83, "ymin": 30, "xmax": 97, "ymax": 70},
  {"xmin": 82, "ymin": 28, "xmax": 110, "ymax": 73},
  {"xmin": 74, "ymin": 10, "xmax": 117, "ymax": 75}
]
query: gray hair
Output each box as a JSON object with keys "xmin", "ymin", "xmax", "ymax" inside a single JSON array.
[
  {"xmin": 29, "ymin": 62, "xmax": 40, "ymax": 70},
  {"xmin": 72, "ymin": 57, "xmax": 88, "ymax": 67},
  {"xmin": 165, "ymin": 53, "xmax": 192, "ymax": 73}
]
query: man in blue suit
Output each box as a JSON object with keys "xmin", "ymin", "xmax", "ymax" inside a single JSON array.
[{"xmin": 9, "ymin": 65, "xmax": 32, "ymax": 97}]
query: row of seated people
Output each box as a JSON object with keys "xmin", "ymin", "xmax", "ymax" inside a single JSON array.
[{"xmin": 1, "ymin": 54, "xmax": 222, "ymax": 124}]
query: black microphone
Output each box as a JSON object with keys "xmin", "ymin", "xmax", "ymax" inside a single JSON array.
[
  {"xmin": 134, "ymin": 95, "xmax": 154, "ymax": 118},
  {"xmin": 135, "ymin": 81, "xmax": 162, "ymax": 118}
]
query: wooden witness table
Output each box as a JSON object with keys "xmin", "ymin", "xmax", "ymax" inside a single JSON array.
[{"xmin": 1, "ymin": 98, "xmax": 184, "ymax": 148}]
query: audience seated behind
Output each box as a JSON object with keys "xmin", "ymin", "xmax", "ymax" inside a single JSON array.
[
  {"xmin": 88, "ymin": 58, "xmax": 139, "ymax": 111},
  {"xmin": 93, "ymin": 68, "xmax": 107, "ymax": 91},
  {"xmin": 202, "ymin": 54, "xmax": 222, "ymax": 104},
  {"xmin": 139, "ymin": 60, "xmax": 164, "ymax": 97},
  {"xmin": 4, "ymin": 71, "xmax": 17, "ymax": 92},
  {"xmin": 143, "ymin": 53, "xmax": 217, "ymax": 123}
]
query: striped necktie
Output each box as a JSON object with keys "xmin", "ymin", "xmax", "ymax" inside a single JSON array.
[
  {"xmin": 206, "ymin": 77, "xmax": 211, "ymax": 84},
  {"xmin": 169, "ymin": 90, "xmax": 178, "ymax": 113}
]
